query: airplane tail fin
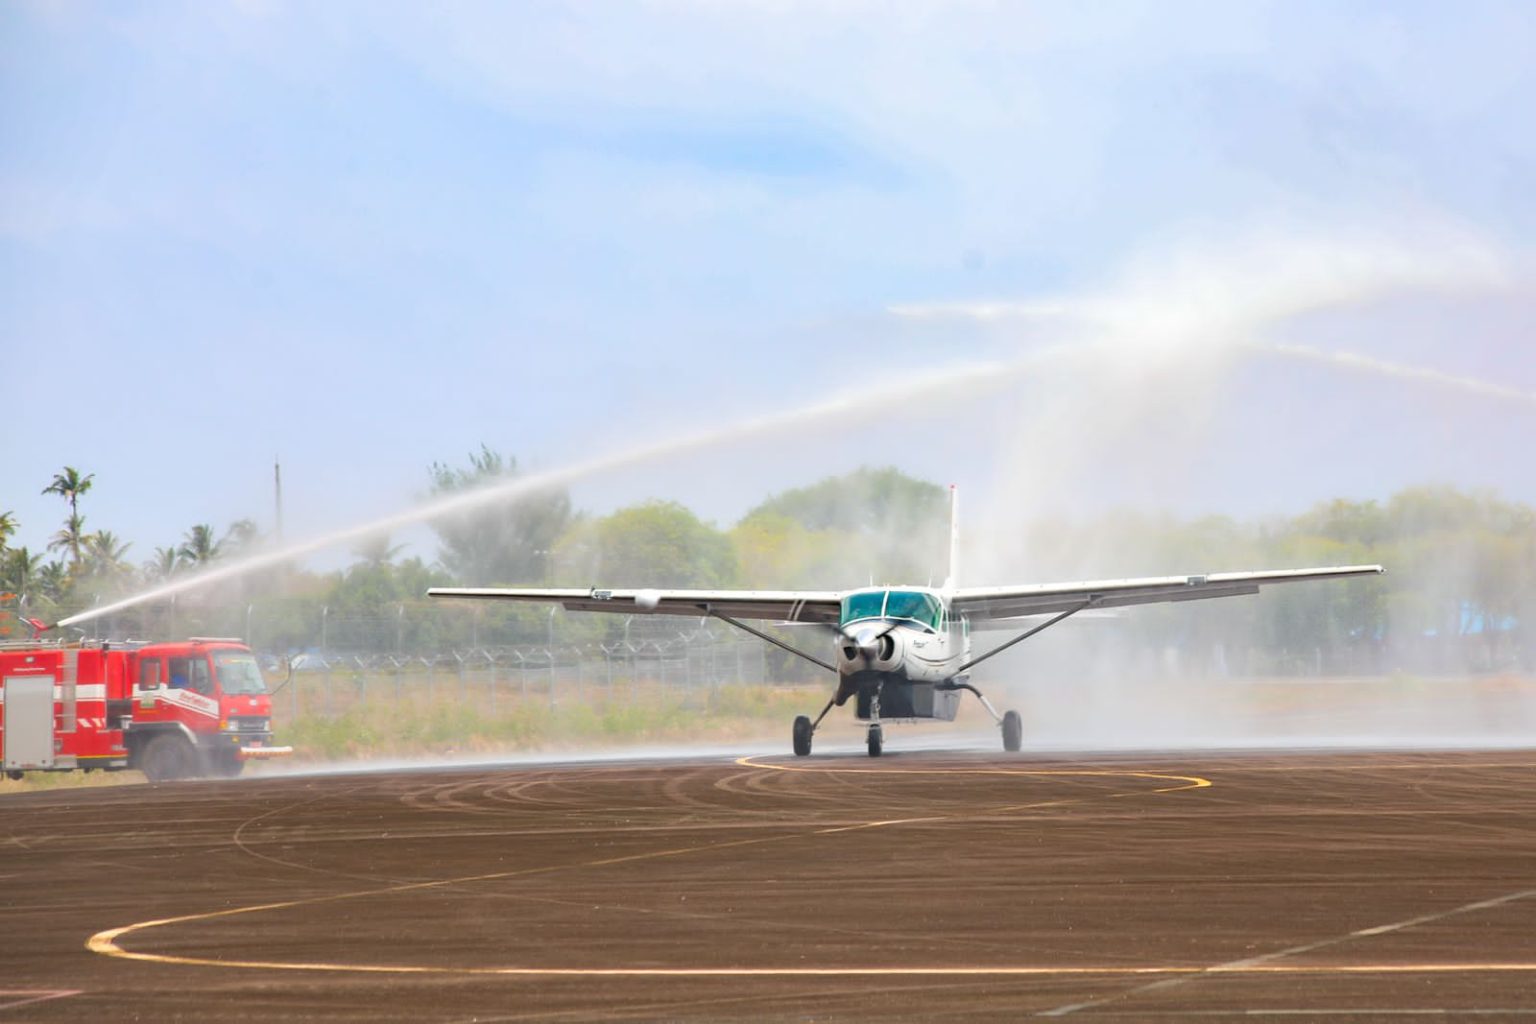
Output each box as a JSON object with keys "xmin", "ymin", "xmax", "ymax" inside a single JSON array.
[{"xmin": 942, "ymin": 484, "xmax": 959, "ymax": 593}]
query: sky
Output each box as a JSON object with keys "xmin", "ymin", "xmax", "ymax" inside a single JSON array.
[{"xmin": 4, "ymin": 0, "xmax": 1535, "ymax": 574}]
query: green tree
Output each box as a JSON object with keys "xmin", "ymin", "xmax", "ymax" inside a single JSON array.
[
  {"xmin": 143, "ymin": 546, "xmax": 182, "ymax": 584},
  {"xmin": 0, "ymin": 510, "xmax": 16, "ymax": 551},
  {"xmin": 41, "ymin": 467, "xmax": 94, "ymax": 567},
  {"xmin": 1, "ymin": 546, "xmax": 42, "ymax": 598},
  {"xmin": 47, "ymin": 513, "xmax": 88, "ymax": 567},
  {"xmin": 352, "ymin": 533, "xmax": 406, "ymax": 570},
  {"xmin": 428, "ymin": 445, "xmax": 573, "ymax": 584},
  {"xmin": 224, "ymin": 518, "xmax": 262, "ymax": 554},
  {"xmin": 554, "ymin": 500, "xmax": 736, "ymax": 589},
  {"xmin": 35, "ymin": 560, "xmax": 69, "ymax": 605},
  {"xmin": 178, "ymin": 524, "xmax": 224, "ymax": 567},
  {"xmin": 729, "ymin": 512, "xmax": 845, "ymax": 588},
  {"xmin": 81, "ymin": 530, "xmax": 134, "ymax": 589},
  {"xmin": 740, "ymin": 467, "xmax": 948, "ymax": 584}
]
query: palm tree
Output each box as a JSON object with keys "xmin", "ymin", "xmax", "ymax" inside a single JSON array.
[
  {"xmin": 178, "ymin": 524, "xmax": 224, "ymax": 567},
  {"xmin": 352, "ymin": 533, "xmax": 405, "ymax": 570},
  {"xmin": 41, "ymin": 467, "xmax": 94, "ymax": 567},
  {"xmin": 224, "ymin": 518, "xmax": 262, "ymax": 553},
  {"xmin": 144, "ymin": 546, "xmax": 182, "ymax": 584},
  {"xmin": 42, "ymin": 467, "xmax": 94, "ymax": 516},
  {"xmin": 83, "ymin": 531, "xmax": 134, "ymax": 586},
  {"xmin": 48, "ymin": 513, "xmax": 87, "ymax": 565},
  {"xmin": 0, "ymin": 510, "xmax": 17, "ymax": 551},
  {"xmin": 1, "ymin": 547, "xmax": 42, "ymax": 597},
  {"xmin": 35, "ymin": 561, "xmax": 69, "ymax": 604}
]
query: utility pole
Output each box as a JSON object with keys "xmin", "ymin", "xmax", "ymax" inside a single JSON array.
[{"xmin": 273, "ymin": 457, "xmax": 284, "ymax": 543}]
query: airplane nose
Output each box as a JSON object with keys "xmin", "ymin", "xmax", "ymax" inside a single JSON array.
[
  {"xmin": 851, "ymin": 627, "xmax": 896, "ymax": 663},
  {"xmin": 840, "ymin": 625, "xmax": 898, "ymax": 666}
]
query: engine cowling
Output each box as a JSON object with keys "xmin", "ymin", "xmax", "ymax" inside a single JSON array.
[{"xmin": 838, "ymin": 624, "xmax": 901, "ymax": 671}]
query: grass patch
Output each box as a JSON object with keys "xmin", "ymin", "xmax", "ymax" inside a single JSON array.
[
  {"xmin": 274, "ymin": 684, "xmax": 823, "ymax": 762},
  {"xmin": 0, "ymin": 769, "xmax": 141, "ymax": 796}
]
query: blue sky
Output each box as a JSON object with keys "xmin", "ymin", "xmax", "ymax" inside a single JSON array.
[{"xmin": 4, "ymin": 1, "xmax": 1535, "ymax": 570}]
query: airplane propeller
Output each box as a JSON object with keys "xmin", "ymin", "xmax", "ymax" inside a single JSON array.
[{"xmin": 838, "ymin": 621, "xmax": 899, "ymax": 664}]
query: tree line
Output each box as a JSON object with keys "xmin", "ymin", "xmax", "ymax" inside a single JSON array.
[{"xmin": 3, "ymin": 452, "xmax": 1533, "ymax": 673}]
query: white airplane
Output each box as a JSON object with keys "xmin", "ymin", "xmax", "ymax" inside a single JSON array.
[{"xmin": 428, "ymin": 488, "xmax": 1382, "ymax": 757}]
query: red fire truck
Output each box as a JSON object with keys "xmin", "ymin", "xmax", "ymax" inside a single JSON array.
[{"xmin": 0, "ymin": 637, "xmax": 291, "ymax": 781}]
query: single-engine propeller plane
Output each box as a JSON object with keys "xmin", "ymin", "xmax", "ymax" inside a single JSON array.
[{"xmin": 428, "ymin": 488, "xmax": 1382, "ymax": 757}]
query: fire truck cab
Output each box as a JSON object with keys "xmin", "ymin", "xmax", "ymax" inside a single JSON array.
[{"xmin": 1, "ymin": 637, "xmax": 291, "ymax": 782}]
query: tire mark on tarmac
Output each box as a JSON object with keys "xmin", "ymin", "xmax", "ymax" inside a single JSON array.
[
  {"xmin": 88, "ymin": 759, "xmax": 1212, "ymax": 977},
  {"xmin": 92, "ymin": 757, "xmax": 1536, "ymax": 986},
  {"xmin": 230, "ymin": 779, "xmax": 413, "ymax": 887}
]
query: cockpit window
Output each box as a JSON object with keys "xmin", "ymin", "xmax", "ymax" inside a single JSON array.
[
  {"xmin": 841, "ymin": 591, "xmax": 885, "ymax": 625},
  {"xmin": 213, "ymin": 651, "xmax": 267, "ymax": 695},
  {"xmin": 884, "ymin": 590, "xmax": 942, "ymax": 631},
  {"xmin": 839, "ymin": 590, "xmax": 943, "ymax": 632}
]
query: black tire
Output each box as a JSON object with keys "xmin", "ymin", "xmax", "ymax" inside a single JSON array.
[
  {"xmin": 140, "ymin": 735, "xmax": 196, "ymax": 782},
  {"xmin": 204, "ymin": 750, "xmax": 245, "ymax": 778},
  {"xmin": 866, "ymin": 724, "xmax": 883, "ymax": 758},
  {"xmin": 792, "ymin": 715, "xmax": 813, "ymax": 757},
  {"xmin": 1002, "ymin": 710, "xmax": 1023, "ymax": 753}
]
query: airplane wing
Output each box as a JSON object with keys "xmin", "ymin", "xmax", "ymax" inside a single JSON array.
[
  {"xmin": 951, "ymin": 565, "xmax": 1383, "ymax": 622},
  {"xmin": 427, "ymin": 587, "xmax": 843, "ymax": 624}
]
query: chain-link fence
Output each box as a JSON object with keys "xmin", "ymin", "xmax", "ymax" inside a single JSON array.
[{"xmin": 268, "ymin": 628, "xmax": 785, "ymax": 719}]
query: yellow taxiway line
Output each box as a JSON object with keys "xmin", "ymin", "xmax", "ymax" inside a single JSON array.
[{"xmin": 85, "ymin": 758, "xmax": 1536, "ymax": 980}]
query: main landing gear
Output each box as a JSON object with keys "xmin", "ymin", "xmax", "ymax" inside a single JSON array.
[
  {"xmin": 940, "ymin": 680, "xmax": 1024, "ymax": 753},
  {"xmin": 792, "ymin": 715, "xmax": 813, "ymax": 756},
  {"xmin": 1001, "ymin": 709, "xmax": 1023, "ymax": 753},
  {"xmin": 790, "ymin": 680, "xmax": 1023, "ymax": 757}
]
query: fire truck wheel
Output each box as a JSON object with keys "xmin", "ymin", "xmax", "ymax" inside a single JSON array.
[
  {"xmin": 141, "ymin": 735, "xmax": 196, "ymax": 782},
  {"xmin": 205, "ymin": 751, "xmax": 245, "ymax": 778}
]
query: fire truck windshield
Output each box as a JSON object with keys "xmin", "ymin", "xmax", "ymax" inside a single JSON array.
[{"xmin": 213, "ymin": 651, "xmax": 268, "ymax": 695}]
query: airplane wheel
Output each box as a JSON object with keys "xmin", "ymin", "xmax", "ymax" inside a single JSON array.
[
  {"xmin": 792, "ymin": 715, "xmax": 813, "ymax": 757},
  {"xmin": 1002, "ymin": 710, "xmax": 1023, "ymax": 753},
  {"xmin": 867, "ymin": 724, "xmax": 883, "ymax": 758}
]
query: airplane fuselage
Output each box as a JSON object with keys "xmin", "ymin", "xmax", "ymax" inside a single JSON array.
[{"xmin": 830, "ymin": 587, "xmax": 970, "ymax": 722}]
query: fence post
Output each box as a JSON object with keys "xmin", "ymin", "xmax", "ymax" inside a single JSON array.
[{"xmin": 483, "ymin": 650, "xmax": 497, "ymax": 716}]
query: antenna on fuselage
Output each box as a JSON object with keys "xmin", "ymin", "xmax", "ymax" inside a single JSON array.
[{"xmin": 941, "ymin": 484, "xmax": 959, "ymax": 593}]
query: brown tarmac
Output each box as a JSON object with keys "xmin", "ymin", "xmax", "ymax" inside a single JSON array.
[{"xmin": 2, "ymin": 747, "xmax": 1535, "ymax": 1021}]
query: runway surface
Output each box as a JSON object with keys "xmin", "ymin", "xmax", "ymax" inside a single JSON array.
[{"xmin": 3, "ymin": 747, "xmax": 1535, "ymax": 1021}]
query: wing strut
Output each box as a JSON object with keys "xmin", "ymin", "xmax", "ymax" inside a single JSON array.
[
  {"xmin": 701, "ymin": 605, "xmax": 838, "ymax": 674},
  {"xmin": 954, "ymin": 598, "xmax": 1097, "ymax": 675}
]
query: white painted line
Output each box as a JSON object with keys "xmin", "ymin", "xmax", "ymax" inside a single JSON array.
[
  {"xmin": 0, "ymin": 990, "xmax": 81, "ymax": 1012},
  {"xmin": 1038, "ymin": 887, "xmax": 1536, "ymax": 1016}
]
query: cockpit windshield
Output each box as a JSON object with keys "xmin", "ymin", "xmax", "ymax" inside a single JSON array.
[
  {"xmin": 839, "ymin": 590, "xmax": 943, "ymax": 632},
  {"xmin": 841, "ymin": 591, "xmax": 885, "ymax": 624},
  {"xmin": 214, "ymin": 650, "xmax": 267, "ymax": 695}
]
